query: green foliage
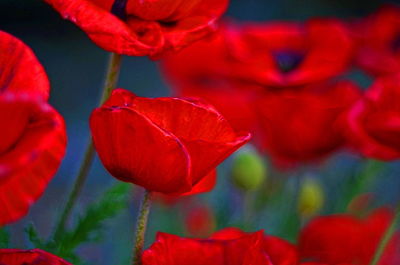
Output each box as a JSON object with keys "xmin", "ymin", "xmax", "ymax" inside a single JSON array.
[
  {"xmin": 25, "ymin": 182, "xmax": 132, "ymax": 264},
  {"xmin": 0, "ymin": 228, "xmax": 9, "ymax": 248}
]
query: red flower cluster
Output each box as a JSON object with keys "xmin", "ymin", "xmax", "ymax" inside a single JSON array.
[
  {"xmin": 0, "ymin": 31, "xmax": 67, "ymax": 226},
  {"xmin": 299, "ymin": 208, "xmax": 400, "ymax": 265},
  {"xmin": 45, "ymin": 0, "xmax": 229, "ymax": 57},
  {"xmin": 142, "ymin": 227, "xmax": 298, "ymax": 265},
  {"xmin": 0, "ymin": 249, "xmax": 71, "ymax": 265},
  {"xmin": 162, "ymin": 19, "xmax": 358, "ymax": 166},
  {"xmin": 90, "ymin": 89, "xmax": 250, "ymax": 194},
  {"xmin": 164, "ymin": 19, "xmax": 353, "ymax": 88},
  {"xmin": 356, "ymin": 5, "xmax": 400, "ymax": 76},
  {"xmin": 345, "ymin": 75, "xmax": 400, "ymax": 160},
  {"xmin": 143, "ymin": 209, "xmax": 400, "ymax": 265}
]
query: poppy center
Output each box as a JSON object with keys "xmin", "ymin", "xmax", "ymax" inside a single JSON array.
[
  {"xmin": 111, "ymin": 0, "xmax": 128, "ymax": 20},
  {"xmin": 273, "ymin": 51, "xmax": 304, "ymax": 73}
]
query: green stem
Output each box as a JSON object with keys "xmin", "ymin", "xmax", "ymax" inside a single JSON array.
[
  {"xmin": 53, "ymin": 52, "xmax": 122, "ymax": 240},
  {"xmin": 132, "ymin": 189, "xmax": 152, "ymax": 265},
  {"xmin": 369, "ymin": 204, "xmax": 400, "ymax": 265}
]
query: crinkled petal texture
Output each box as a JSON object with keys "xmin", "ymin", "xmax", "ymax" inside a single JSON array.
[
  {"xmin": 0, "ymin": 31, "xmax": 49, "ymax": 100},
  {"xmin": 0, "ymin": 249, "xmax": 71, "ymax": 264},
  {"xmin": 356, "ymin": 5, "xmax": 400, "ymax": 76},
  {"xmin": 345, "ymin": 75, "xmax": 400, "ymax": 160},
  {"xmin": 44, "ymin": 0, "xmax": 228, "ymax": 57},
  {"xmin": 162, "ymin": 19, "xmax": 353, "ymax": 88},
  {"xmin": 299, "ymin": 208, "xmax": 400, "ymax": 265},
  {"xmin": 255, "ymin": 81, "xmax": 361, "ymax": 167},
  {"xmin": 142, "ymin": 229, "xmax": 271, "ymax": 265},
  {"xmin": 0, "ymin": 93, "xmax": 67, "ymax": 225},
  {"xmin": 90, "ymin": 89, "xmax": 250, "ymax": 194}
]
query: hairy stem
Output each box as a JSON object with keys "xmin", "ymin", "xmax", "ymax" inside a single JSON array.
[{"xmin": 132, "ymin": 190, "xmax": 152, "ymax": 265}]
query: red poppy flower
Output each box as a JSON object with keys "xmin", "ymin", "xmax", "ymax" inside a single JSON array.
[
  {"xmin": 162, "ymin": 19, "xmax": 353, "ymax": 88},
  {"xmin": 90, "ymin": 88, "xmax": 250, "ymax": 194},
  {"xmin": 356, "ymin": 5, "xmax": 400, "ymax": 76},
  {"xmin": 0, "ymin": 32, "xmax": 67, "ymax": 226},
  {"xmin": 345, "ymin": 75, "xmax": 400, "ymax": 160},
  {"xmin": 44, "ymin": 0, "xmax": 229, "ymax": 57},
  {"xmin": 255, "ymin": 81, "xmax": 361, "ymax": 166},
  {"xmin": 212, "ymin": 228, "xmax": 299, "ymax": 265},
  {"xmin": 0, "ymin": 93, "xmax": 67, "ymax": 226},
  {"xmin": 142, "ymin": 228, "xmax": 272, "ymax": 265},
  {"xmin": 0, "ymin": 249, "xmax": 71, "ymax": 264},
  {"xmin": 299, "ymin": 208, "xmax": 400, "ymax": 265},
  {"xmin": 0, "ymin": 31, "xmax": 49, "ymax": 100}
]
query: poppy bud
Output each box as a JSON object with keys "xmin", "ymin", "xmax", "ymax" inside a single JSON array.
[
  {"xmin": 298, "ymin": 176, "xmax": 324, "ymax": 218},
  {"xmin": 231, "ymin": 149, "xmax": 267, "ymax": 191}
]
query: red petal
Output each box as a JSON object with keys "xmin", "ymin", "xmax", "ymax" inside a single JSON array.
[
  {"xmin": 299, "ymin": 214, "xmax": 365, "ymax": 264},
  {"xmin": 0, "ymin": 31, "xmax": 49, "ymax": 100},
  {"xmin": 90, "ymin": 91, "xmax": 191, "ymax": 193},
  {"xmin": 45, "ymin": 0, "xmax": 228, "ymax": 57},
  {"xmin": 142, "ymin": 230, "xmax": 271, "ymax": 265},
  {"xmin": 126, "ymin": 0, "xmax": 203, "ymax": 21},
  {"xmin": 299, "ymin": 209, "xmax": 398, "ymax": 265},
  {"xmin": 263, "ymin": 235, "xmax": 298, "ymax": 265},
  {"xmin": 132, "ymin": 95, "xmax": 250, "ymax": 184},
  {"xmin": 180, "ymin": 169, "xmax": 216, "ymax": 196},
  {"xmin": 345, "ymin": 75, "xmax": 400, "ymax": 160},
  {"xmin": 0, "ymin": 249, "xmax": 71, "ymax": 264},
  {"xmin": 0, "ymin": 95, "xmax": 66, "ymax": 225},
  {"xmin": 92, "ymin": 89, "xmax": 249, "ymax": 193},
  {"xmin": 44, "ymin": 0, "xmax": 155, "ymax": 56}
]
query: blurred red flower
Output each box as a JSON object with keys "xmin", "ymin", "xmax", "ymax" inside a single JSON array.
[
  {"xmin": 299, "ymin": 208, "xmax": 400, "ymax": 265},
  {"xmin": 45, "ymin": 0, "xmax": 228, "ymax": 57},
  {"xmin": 0, "ymin": 32, "xmax": 67, "ymax": 226},
  {"xmin": 356, "ymin": 5, "xmax": 400, "ymax": 76},
  {"xmin": 143, "ymin": 227, "xmax": 299, "ymax": 265},
  {"xmin": 90, "ymin": 89, "xmax": 250, "ymax": 194},
  {"xmin": 162, "ymin": 19, "xmax": 353, "ymax": 88},
  {"xmin": 255, "ymin": 81, "xmax": 361, "ymax": 166},
  {"xmin": 0, "ymin": 31, "xmax": 49, "ymax": 100},
  {"xmin": 161, "ymin": 20, "xmax": 355, "ymax": 166},
  {"xmin": 211, "ymin": 228, "xmax": 299, "ymax": 265},
  {"xmin": 345, "ymin": 75, "xmax": 400, "ymax": 160},
  {"xmin": 184, "ymin": 204, "xmax": 216, "ymax": 237},
  {"xmin": 142, "ymin": 228, "xmax": 271, "ymax": 265},
  {"xmin": 0, "ymin": 249, "xmax": 71, "ymax": 264}
]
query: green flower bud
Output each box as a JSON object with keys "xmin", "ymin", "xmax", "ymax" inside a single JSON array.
[
  {"xmin": 231, "ymin": 150, "xmax": 267, "ymax": 191},
  {"xmin": 298, "ymin": 177, "xmax": 324, "ymax": 218}
]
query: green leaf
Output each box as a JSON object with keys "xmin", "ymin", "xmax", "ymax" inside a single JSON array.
[
  {"xmin": 0, "ymin": 228, "xmax": 9, "ymax": 248},
  {"xmin": 54, "ymin": 182, "xmax": 131, "ymax": 262},
  {"xmin": 25, "ymin": 223, "xmax": 46, "ymax": 249}
]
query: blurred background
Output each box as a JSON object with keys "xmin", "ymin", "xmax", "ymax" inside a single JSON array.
[{"xmin": 2, "ymin": 0, "xmax": 400, "ymax": 264}]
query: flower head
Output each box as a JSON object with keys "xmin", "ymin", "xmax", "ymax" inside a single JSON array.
[
  {"xmin": 90, "ymin": 89, "xmax": 250, "ymax": 194},
  {"xmin": 45, "ymin": 0, "xmax": 229, "ymax": 57},
  {"xmin": 0, "ymin": 31, "xmax": 66, "ymax": 226}
]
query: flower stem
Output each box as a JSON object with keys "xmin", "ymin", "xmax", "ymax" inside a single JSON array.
[
  {"xmin": 53, "ymin": 52, "xmax": 122, "ymax": 240},
  {"xmin": 369, "ymin": 204, "xmax": 400, "ymax": 265},
  {"xmin": 132, "ymin": 189, "xmax": 152, "ymax": 265}
]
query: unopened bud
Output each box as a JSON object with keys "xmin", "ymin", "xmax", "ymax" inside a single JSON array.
[
  {"xmin": 231, "ymin": 149, "xmax": 267, "ymax": 191},
  {"xmin": 298, "ymin": 177, "xmax": 324, "ymax": 218}
]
